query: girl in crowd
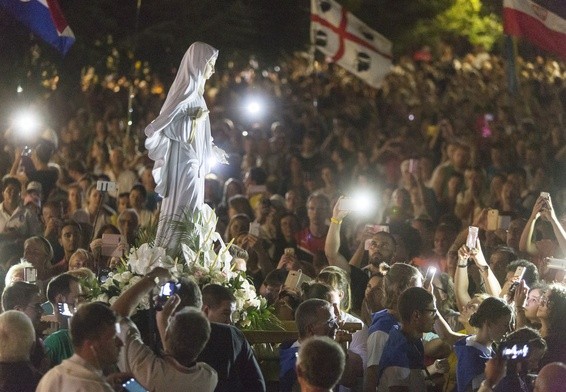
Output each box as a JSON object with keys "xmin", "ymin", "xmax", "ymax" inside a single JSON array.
[
  {"xmin": 537, "ymin": 283, "xmax": 566, "ymax": 367},
  {"xmin": 316, "ymin": 266, "xmax": 368, "ymax": 368},
  {"xmin": 436, "ymin": 296, "xmax": 513, "ymax": 392},
  {"xmin": 224, "ymin": 213, "xmax": 251, "ymax": 243}
]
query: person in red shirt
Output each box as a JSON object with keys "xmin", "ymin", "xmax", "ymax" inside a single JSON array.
[{"xmin": 296, "ymin": 193, "xmax": 331, "ymax": 259}]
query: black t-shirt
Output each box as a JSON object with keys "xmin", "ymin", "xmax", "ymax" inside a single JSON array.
[
  {"xmin": 27, "ymin": 168, "xmax": 58, "ymax": 201},
  {"xmin": 198, "ymin": 323, "xmax": 266, "ymax": 392},
  {"xmin": 350, "ymin": 265, "xmax": 370, "ymax": 313}
]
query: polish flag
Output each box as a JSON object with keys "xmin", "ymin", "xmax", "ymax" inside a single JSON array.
[{"xmin": 503, "ymin": 0, "xmax": 566, "ymax": 59}]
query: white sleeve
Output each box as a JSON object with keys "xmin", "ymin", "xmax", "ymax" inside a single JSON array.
[
  {"xmin": 367, "ymin": 330, "xmax": 389, "ymax": 367},
  {"xmin": 117, "ymin": 317, "xmax": 167, "ymax": 391}
]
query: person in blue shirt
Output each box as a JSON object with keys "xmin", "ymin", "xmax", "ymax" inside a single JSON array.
[{"xmin": 377, "ymin": 287, "xmax": 447, "ymax": 392}]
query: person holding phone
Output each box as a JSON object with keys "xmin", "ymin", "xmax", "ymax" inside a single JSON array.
[
  {"xmin": 434, "ymin": 296, "xmax": 513, "ymax": 392},
  {"xmin": 110, "ymin": 267, "xmax": 218, "ymax": 391},
  {"xmin": 43, "ymin": 273, "xmax": 82, "ymax": 366}
]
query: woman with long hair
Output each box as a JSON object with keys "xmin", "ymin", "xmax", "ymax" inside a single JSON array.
[
  {"xmin": 436, "ymin": 296, "xmax": 513, "ymax": 392},
  {"xmin": 537, "ymin": 283, "xmax": 566, "ymax": 368}
]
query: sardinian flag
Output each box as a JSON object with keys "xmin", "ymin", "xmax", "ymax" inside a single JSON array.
[
  {"xmin": 310, "ymin": 0, "xmax": 392, "ymax": 88},
  {"xmin": 0, "ymin": 0, "xmax": 75, "ymax": 55},
  {"xmin": 503, "ymin": 0, "xmax": 566, "ymax": 59}
]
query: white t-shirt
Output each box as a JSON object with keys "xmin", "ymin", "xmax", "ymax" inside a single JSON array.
[
  {"xmin": 117, "ymin": 317, "xmax": 218, "ymax": 392},
  {"xmin": 36, "ymin": 354, "xmax": 114, "ymax": 392}
]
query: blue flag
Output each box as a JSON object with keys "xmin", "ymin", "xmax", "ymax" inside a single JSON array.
[{"xmin": 0, "ymin": 0, "xmax": 75, "ymax": 55}]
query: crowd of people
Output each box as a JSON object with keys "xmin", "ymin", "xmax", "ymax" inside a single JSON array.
[{"xmin": 1, "ymin": 43, "xmax": 566, "ymax": 391}]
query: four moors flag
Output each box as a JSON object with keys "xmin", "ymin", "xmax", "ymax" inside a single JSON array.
[
  {"xmin": 0, "ymin": 0, "xmax": 75, "ymax": 55},
  {"xmin": 503, "ymin": 0, "xmax": 566, "ymax": 59},
  {"xmin": 310, "ymin": 0, "xmax": 392, "ymax": 88}
]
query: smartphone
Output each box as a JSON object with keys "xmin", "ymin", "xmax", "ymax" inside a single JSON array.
[
  {"xmin": 98, "ymin": 268, "xmax": 110, "ymax": 284},
  {"xmin": 511, "ymin": 266, "xmax": 526, "ymax": 283},
  {"xmin": 101, "ymin": 234, "xmax": 123, "ymax": 257},
  {"xmin": 499, "ymin": 343, "xmax": 529, "ymax": 361},
  {"xmin": 23, "ymin": 267, "xmax": 37, "ymax": 283},
  {"xmin": 284, "ymin": 270, "xmax": 312, "ymax": 289},
  {"xmin": 508, "ymin": 266, "xmax": 526, "ymax": 298},
  {"xmin": 122, "ymin": 378, "xmax": 148, "ymax": 392},
  {"xmin": 545, "ymin": 257, "xmax": 566, "ymax": 270},
  {"xmin": 249, "ymin": 222, "xmax": 261, "ymax": 237},
  {"xmin": 540, "ymin": 192, "xmax": 550, "ymax": 209},
  {"xmin": 365, "ymin": 224, "xmax": 389, "ymax": 234},
  {"xmin": 155, "ymin": 281, "xmax": 177, "ymax": 311},
  {"xmin": 57, "ymin": 303, "xmax": 74, "ymax": 317},
  {"xmin": 338, "ymin": 198, "xmax": 354, "ymax": 211},
  {"xmin": 487, "ymin": 209, "xmax": 499, "ymax": 231},
  {"xmin": 466, "ymin": 226, "xmax": 479, "ymax": 249},
  {"xmin": 96, "ymin": 180, "xmax": 117, "ymax": 193},
  {"xmin": 424, "ymin": 266, "xmax": 437, "ymax": 283}
]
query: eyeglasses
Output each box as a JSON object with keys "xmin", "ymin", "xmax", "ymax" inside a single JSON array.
[{"xmin": 320, "ymin": 318, "xmax": 339, "ymax": 329}]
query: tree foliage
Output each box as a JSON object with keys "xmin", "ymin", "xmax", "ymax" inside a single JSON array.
[{"xmin": 414, "ymin": 0, "xmax": 503, "ymax": 51}]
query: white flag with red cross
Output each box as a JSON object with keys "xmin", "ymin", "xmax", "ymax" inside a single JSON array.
[{"xmin": 310, "ymin": 0, "xmax": 392, "ymax": 88}]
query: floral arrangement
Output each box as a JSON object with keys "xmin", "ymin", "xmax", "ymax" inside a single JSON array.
[{"xmin": 84, "ymin": 204, "xmax": 281, "ymax": 330}]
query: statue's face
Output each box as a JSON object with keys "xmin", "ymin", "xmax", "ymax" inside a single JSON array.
[{"xmin": 204, "ymin": 58, "xmax": 216, "ymax": 79}]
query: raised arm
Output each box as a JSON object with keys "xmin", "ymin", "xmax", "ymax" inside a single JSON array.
[
  {"xmin": 519, "ymin": 198, "xmax": 545, "ymax": 255},
  {"xmin": 470, "ymin": 239, "xmax": 501, "ymax": 297},
  {"xmin": 111, "ymin": 267, "xmax": 170, "ymax": 317},
  {"xmin": 325, "ymin": 197, "xmax": 351, "ymax": 273},
  {"xmin": 454, "ymin": 245, "xmax": 472, "ymax": 312},
  {"xmin": 434, "ymin": 309, "xmax": 466, "ymax": 347},
  {"xmin": 541, "ymin": 195, "xmax": 566, "ymax": 255}
]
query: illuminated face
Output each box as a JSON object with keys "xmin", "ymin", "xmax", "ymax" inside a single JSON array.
[
  {"xmin": 2, "ymin": 183, "xmax": 20, "ymax": 207},
  {"xmin": 24, "ymin": 240, "xmax": 50, "ymax": 266},
  {"xmin": 367, "ymin": 234, "xmax": 396, "ymax": 264},
  {"xmin": 204, "ymin": 58, "xmax": 216, "ymax": 79},
  {"xmin": 59, "ymin": 225, "xmax": 81, "ymax": 254},
  {"xmin": 524, "ymin": 288, "xmax": 542, "ymax": 321},
  {"xmin": 205, "ymin": 300, "xmax": 236, "ymax": 325}
]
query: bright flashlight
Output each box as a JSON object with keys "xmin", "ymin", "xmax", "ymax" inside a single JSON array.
[
  {"xmin": 208, "ymin": 155, "xmax": 217, "ymax": 168},
  {"xmin": 339, "ymin": 190, "xmax": 376, "ymax": 216},
  {"xmin": 246, "ymin": 101, "xmax": 262, "ymax": 115},
  {"xmin": 13, "ymin": 110, "xmax": 40, "ymax": 135}
]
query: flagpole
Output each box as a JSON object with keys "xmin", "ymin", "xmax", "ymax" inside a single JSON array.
[{"xmin": 126, "ymin": 0, "xmax": 142, "ymax": 138}]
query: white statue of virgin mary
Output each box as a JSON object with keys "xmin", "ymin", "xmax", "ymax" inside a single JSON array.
[{"xmin": 145, "ymin": 42, "xmax": 226, "ymax": 251}]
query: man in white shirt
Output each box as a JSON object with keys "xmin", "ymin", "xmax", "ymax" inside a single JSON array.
[
  {"xmin": 36, "ymin": 302, "xmax": 123, "ymax": 392},
  {"xmin": 111, "ymin": 267, "xmax": 218, "ymax": 392},
  {"xmin": 0, "ymin": 176, "xmax": 41, "ymax": 240}
]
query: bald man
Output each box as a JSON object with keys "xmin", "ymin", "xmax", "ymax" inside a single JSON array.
[{"xmin": 535, "ymin": 362, "xmax": 566, "ymax": 392}]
